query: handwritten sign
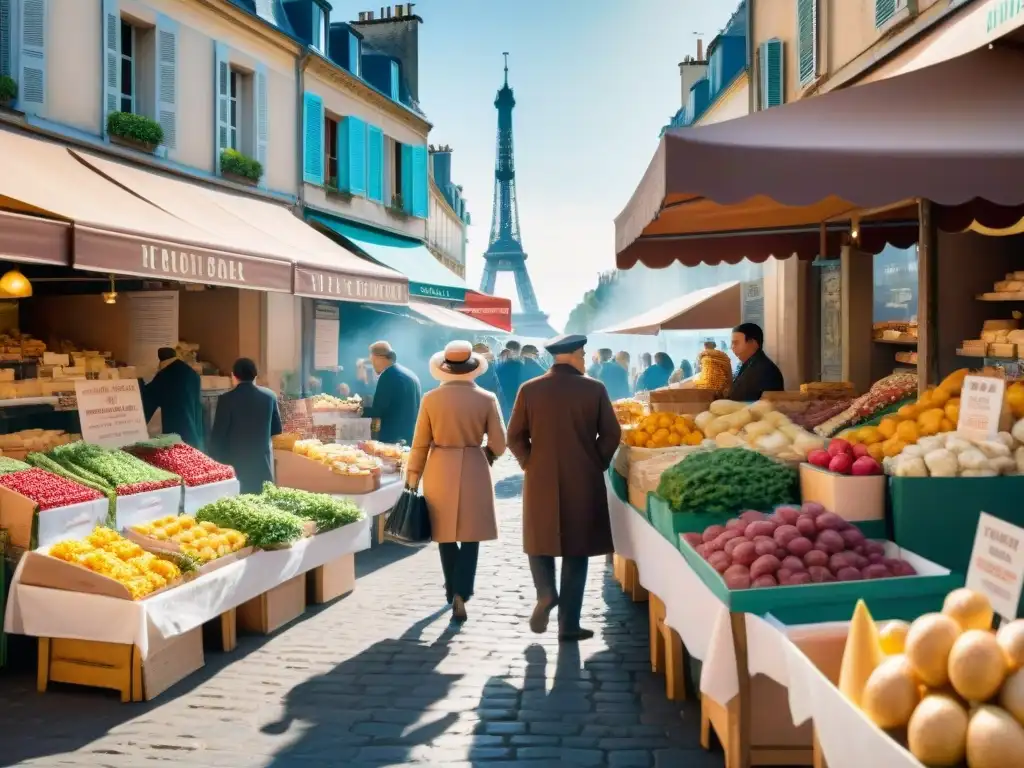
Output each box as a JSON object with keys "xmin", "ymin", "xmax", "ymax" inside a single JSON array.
[
  {"xmin": 966, "ymin": 512, "xmax": 1024, "ymax": 622},
  {"xmin": 957, "ymin": 375, "xmax": 1005, "ymax": 441},
  {"xmin": 74, "ymin": 379, "xmax": 150, "ymax": 448}
]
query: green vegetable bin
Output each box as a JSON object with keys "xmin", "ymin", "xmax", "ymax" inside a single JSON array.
[
  {"xmin": 647, "ymin": 493, "xmax": 736, "ymax": 548},
  {"xmin": 676, "ymin": 535, "xmax": 961, "ymax": 625},
  {"xmin": 608, "ymin": 468, "xmax": 628, "ymax": 504}
]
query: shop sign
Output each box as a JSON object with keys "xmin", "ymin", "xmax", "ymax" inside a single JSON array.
[
  {"xmin": 966, "ymin": 512, "xmax": 1024, "ymax": 621},
  {"xmin": 986, "ymin": 0, "xmax": 1024, "ymax": 36},
  {"xmin": 957, "ymin": 374, "xmax": 1006, "ymax": 441},
  {"xmin": 75, "ymin": 379, "xmax": 150, "ymax": 448},
  {"xmin": 411, "ymin": 282, "xmax": 466, "ymax": 302},
  {"xmin": 295, "ymin": 267, "xmax": 409, "ymax": 305}
]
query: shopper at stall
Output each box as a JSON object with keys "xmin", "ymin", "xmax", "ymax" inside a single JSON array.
[
  {"xmin": 406, "ymin": 340, "xmax": 506, "ymax": 623},
  {"xmin": 362, "ymin": 341, "xmax": 421, "ymax": 445},
  {"xmin": 507, "ymin": 333, "xmax": 621, "ymax": 642},
  {"xmin": 209, "ymin": 357, "xmax": 282, "ymax": 494},
  {"xmin": 495, "ymin": 340, "xmax": 524, "ymax": 420},
  {"xmin": 596, "ymin": 348, "xmax": 631, "ymax": 400},
  {"xmin": 636, "ymin": 352, "xmax": 675, "ymax": 393},
  {"xmin": 728, "ymin": 322, "xmax": 784, "ymax": 402},
  {"xmin": 140, "ymin": 347, "xmax": 205, "ymax": 450},
  {"xmin": 520, "ymin": 344, "xmax": 546, "ymax": 383},
  {"xmin": 587, "ymin": 352, "xmax": 602, "ymax": 378},
  {"xmin": 634, "ymin": 352, "xmax": 652, "ymax": 390},
  {"xmin": 472, "ymin": 343, "xmax": 504, "ymax": 403}
]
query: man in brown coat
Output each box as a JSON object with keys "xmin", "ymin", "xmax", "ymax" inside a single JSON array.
[{"xmin": 507, "ymin": 333, "xmax": 622, "ymax": 641}]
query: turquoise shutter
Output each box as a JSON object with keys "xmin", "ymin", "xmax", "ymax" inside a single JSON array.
[
  {"xmin": 254, "ymin": 62, "xmax": 268, "ymax": 187},
  {"xmin": 875, "ymin": 0, "xmax": 897, "ymax": 28},
  {"xmin": 348, "ymin": 32, "xmax": 360, "ymax": 76},
  {"xmin": 797, "ymin": 0, "xmax": 816, "ymax": 86},
  {"xmin": 214, "ymin": 41, "xmax": 229, "ymax": 172},
  {"xmin": 400, "ymin": 143, "xmax": 414, "ymax": 212},
  {"xmin": 411, "ymin": 144, "xmax": 428, "ymax": 219},
  {"xmin": 759, "ymin": 39, "xmax": 783, "ymax": 109},
  {"xmin": 0, "ymin": 0, "xmax": 11, "ymax": 78},
  {"xmin": 102, "ymin": 0, "xmax": 119, "ymax": 130},
  {"xmin": 367, "ymin": 124, "xmax": 384, "ymax": 202},
  {"xmin": 155, "ymin": 14, "xmax": 178, "ymax": 150},
  {"xmin": 301, "ymin": 91, "xmax": 324, "ymax": 185},
  {"xmin": 18, "ymin": 0, "xmax": 46, "ymax": 115},
  {"xmin": 389, "ymin": 60, "xmax": 399, "ymax": 100},
  {"xmin": 338, "ymin": 116, "xmax": 366, "ymax": 195}
]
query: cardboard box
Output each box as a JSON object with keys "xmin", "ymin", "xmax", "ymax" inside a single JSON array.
[
  {"xmin": 0, "ymin": 487, "xmax": 108, "ymax": 550},
  {"xmin": 274, "ymin": 449, "xmax": 380, "ymax": 495},
  {"xmin": 307, "ymin": 553, "xmax": 356, "ymax": 604},
  {"xmin": 799, "ymin": 463, "xmax": 885, "ymax": 522},
  {"xmin": 18, "ymin": 549, "xmax": 182, "ymax": 600},
  {"xmin": 238, "ymin": 574, "xmax": 306, "ymax": 634},
  {"xmin": 139, "ymin": 627, "xmax": 204, "ymax": 701}
]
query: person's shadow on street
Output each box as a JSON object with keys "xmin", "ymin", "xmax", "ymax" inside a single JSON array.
[{"xmin": 261, "ymin": 608, "xmax": 460, "ymax": 765}]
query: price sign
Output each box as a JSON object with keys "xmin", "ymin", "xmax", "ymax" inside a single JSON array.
[
  {"xmin": 957, "ymin": 375, "xmax": 1005, "ymax": 441},
  {"xmin": 966, "ymin": 512, "xmax": 1024, "ymax": 622},
  {"xmin": 74, "ymin": 379, "xmax": 150, "ymax": 448}
]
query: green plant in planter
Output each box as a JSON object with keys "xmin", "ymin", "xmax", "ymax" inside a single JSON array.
[
  {"xmin": 389, "ymin": 193, "xmax": 406, "ymax": 213},
  {"xmin": 106, "ymin": 111, "xmax": 164, "ymax": 147},
  {"xmin": 220, "ymin": 148, "xmax": 263, "ymax": 182},
  {"xmin": 0, "ymin": 76, "xmax": 17, "ymax": 105}
]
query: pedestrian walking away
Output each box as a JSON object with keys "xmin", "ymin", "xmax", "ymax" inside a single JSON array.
[
  {"xmin": 139, "ymin": 346, "xmax": 205, "ymax": 450},
  {"xmin": 495, "ymin": 340, "xmax": 524, "ymax": 421},
  {"xmin": 406, "ymin": 340, "xmax": 507, "ymax": 624},
  {"xmin": 362, "ymin": 341, "xmax": 422, "ymax": 445},
  {"xmin": 507, "ymin": 333, "xmax": 621, "ymax": 642}
]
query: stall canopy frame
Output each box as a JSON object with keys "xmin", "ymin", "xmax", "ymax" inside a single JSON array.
[{"xmin": 595, "ymin": 282, "xmax": 742, "ymax": 335}]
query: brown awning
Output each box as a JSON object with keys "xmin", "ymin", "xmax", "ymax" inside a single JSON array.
[
  {"xmin": 595, "ymin": 282, "xmax": 741, "ymax": 335},
  {"xmin": 0, "ymin": 210, "xmax": 70, "ymax": 267},
  {"xmin": 615, "ymin": 45, "xmax": 1024, "ymax": 269}
]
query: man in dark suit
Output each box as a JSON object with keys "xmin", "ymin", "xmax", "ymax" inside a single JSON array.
[
  {"xmin": 472, "ymin": 343, "xmax": 504, "ymax": 404},
  {"xmin": 728, "ymin": 322, "xmax": 784, "ymax": 402},
  {"xmin": 362, "ymin": 341, "xmax": 421, "ymax": 445},
  {"xmin": 140, "ymin": 347, "xmax": 205, "ymax": 449},
  {"xmin": 209, "ymin": 357, "xmax": 282, "ymax": 494}
]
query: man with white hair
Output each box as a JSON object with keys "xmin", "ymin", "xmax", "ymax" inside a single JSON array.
[{"xmin": 362, "ymin": 341, "xmax": 421, "ymax": 444}]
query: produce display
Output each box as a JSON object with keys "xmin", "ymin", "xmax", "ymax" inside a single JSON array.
[
  {"xmin": 0, "ymin": 429, "xmax": 77, "ymax": 455},
  {"xmin": 272, "ymin": 432, "xmax": 301, "ymax": 451},
  {"xmin": 0, "ymin": 456, "xmax": 31, "ymax": 475},
  {"xmin": 800, "ymin": 382, "xmax": 857, "ymax": 399},
  {"xmin": 681, "ymin": 503, "xmax": 916, "ymax": 588},
  {"xmin": 872, "ymin": 320, "xmax": 918, "ymax": 342},
  {"xmin": 131, "ymin": 515, "xmax": 248, "ymax": 563},
  {"xmin": 47, "ymin": 526, "xmax": 188, "ymax": 600},
  {"xmin": 622, "ymin": 411, "xmax": 705, "ymax": 448},
  {"xmin": 291, "ymin": 439, "xmax": 383, "ymax": 476},
  {"xmin": 656, "ymin": 447, "xmax": 798, "ymax": 515},
  {"xmin": 694, "ymin": 343, "xmax": 733, "ymax": 394},
  {"xmin": 310, "ymin": 393, "xmax": 362, "ymax": 412},
  {"xmin": 35, "ymin": 442, "xmax": 181, "ymax": 496},
  {"xmin": 128, "ymin": 436, "xmax": 235, "ymax": 487},
  {"xmin": 0, "ymin": 467, "xmax": 106, "ymax": 510},
  {"xmin": 613, "ymin": 398, "xmax": 648, "ymax": 427},
  {"xmin": 693, "ymin": 400, "xmax": 826, "ymax": 461},
  {"xmin": 815, "ymin": 372, "xmax": 919, "ymax": 437},
  {"xmin": 195, "ymin": 495, "xmax": 307, "ymax": 549},
  {"xmin": 261, "ymin": 483, "xmax": 364, "ymax": 532},
  {"xmin": 843, "ymin": 590, "xmax": 1024, "ymax": 766},
  {"xmin": 806, "ymin": 438, "xmax": 883, "ymax": 476},
  {"xmin": 782, "ymin": 398, "xmax": 854, "ymax": 430},
  {"xmin": 884, "ymin": 429, "xmax": 1021, "ymax": 477}
]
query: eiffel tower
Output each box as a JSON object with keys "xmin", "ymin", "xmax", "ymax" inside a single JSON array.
[{"xmin": 480, "ymin": 54, "xmax": 556, "ymax": 338}]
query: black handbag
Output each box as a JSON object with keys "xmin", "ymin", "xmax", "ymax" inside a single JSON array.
[{"xmin": 384, "ymin": 488, "xmax": 432, "ymax": 545}]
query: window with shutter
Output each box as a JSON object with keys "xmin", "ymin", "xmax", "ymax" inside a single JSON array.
[
  {"xmin": 338, "ymin": 116, "xmax": 366, "ymax": 196},
  {"xmin": 759, "ymin": 39, "xmax": 784, "ymax": 109},
  {"xmin": 389, "ymin": 60, "xmax": 399, "ymax": 101},
  {"xmin": 367, "ymin": 124, "xmax": 384, "ymax": 202},
  {"xmin": 18, "ymin": 0, "xmax": 46, "ymax": 114},
  {"xmin": 156, "ymin": 15, "xmax": 178, "ymax": 150},
  {"xmin": 214, "ymin": 41, "xmax": 230, "ymax": 171},
  {"xmin": 348, "ymin": 32, "xmax": 360, "ymax": 77},
  {"xmin": 101, "ymin": 0, "xmax": 119, "ymax": 129},
  {"xmin": 400, "ymin": 142, "xmax": 413, "ymax": 212},
  {"xmin": 875, "ymin": 0, "xmax": 897, "ymax": 28},
  {"xmin": 254, "ymin": 62, "xmax": 268, "ymax": 187},
  {"xmin": 797, "ymin": 0, "xmax": 817, "ymax": 86},
  {"xmin": 410, "ymin": 145, "xmax": 427, "ymax": 219},
  {"xmin": 302, "ymin": 90, "xmax": 324, "ymax": 185},
  {"xmin": 0, "ymin": 0, "xmax": 13, "ymax": 78}
]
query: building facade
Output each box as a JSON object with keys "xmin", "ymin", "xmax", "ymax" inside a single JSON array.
[{"xmin": 426, "ymin": 145, "xmax": 470, "ymax": 280}]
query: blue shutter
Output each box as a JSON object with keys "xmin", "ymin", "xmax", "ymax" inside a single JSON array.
[
  {"xmin": 366, "ymin": 124, "xmax": 384, "ymax": 202},
  {"xmin": 797, "ymin": 0, "xmax": 817, "ymax": 86},
  {"xmin": 254, "ymin": 62, "xmax": 268, "ymax": 188},
  {"xmin": 0, "ymin": 0, "xmax": 11, "ymax": 78},
  {"xmin": 411, "ymin": 144, "xmax": 428, "ymax": 219},
  {"xmin": 102, "ymin": 0, "xmax": 119, "ymax": 131},
  {"xmin": 389, "ymin": 59, "xmax": 399, "ymax": 100},
  {"xmin": 338, "ymin": 116, "xmax": 366, "ymax": 196},
  {"xmin": 874, "ymin": 0, "xmax": 897, "ymax": 28},
  {"xmin": 214, "ymin": 41, "xmax": 230, "ymax": 172},
  {"xmin": 759, "ymin": 39, "xmax": 783, "ymax": 109},
  {"xmin": 18, "ymin": 0, "xmax": 46, "ymax": 115},
  {"xmin": 400, "ymin": 142, "xmax": 414, "ymax": 212},
  {"xmin": 348, "ymin": 32, "xmax": 360, "ymax": 76},
  {"xmin": 155, "ymin": 14, "xmax": 179, "ymax": 151},
  {"xmin": 302, "ymin": 90, "xmax": 323, "ymax": 185}
]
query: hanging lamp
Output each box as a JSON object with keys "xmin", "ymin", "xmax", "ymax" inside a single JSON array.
[
  {"xmin": 0, "ymin": 268, "xmax": 32, "ymax": 298},
  {"xmin": 101, "ymin": 275, "xmax": 117, "ymax": 304}
]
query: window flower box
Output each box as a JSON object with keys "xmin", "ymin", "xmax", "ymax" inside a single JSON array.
[
  {"xmin": 219, "ymin": 149, "xmax": 263, "ymax": 186},
  {"xmin": 325, "ymin": 178, "xmax": 353, "ymax": 200},
  {"xmin": 387, "ymin": 194, "xmax": 409, "ymax": 219},
  {"xmin": 106, "ymin": 112, "xmax": 163, "ymax": 154}
]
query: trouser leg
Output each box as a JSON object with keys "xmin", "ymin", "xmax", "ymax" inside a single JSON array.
[
  {"xmin": 454, "ymin": 542, "xmax": 479, "ymax": 601},
  {"xmin": 438, "ymin": 543, "xmax": 458, "ymax": 602},
  {"xmin": 529, "ymin": 555, "xmax": 558, "ymax": 604},
  {"xmin": 558, "ymin": 556, "xmax": 590, "ymax": 633}
]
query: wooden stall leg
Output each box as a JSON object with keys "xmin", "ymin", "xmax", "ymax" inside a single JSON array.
[
  {"xmin": 730, "ymin": 611, "xmax": 752, "ymax": 768},
  {"xmin": 612, "ymin": 554, "xmax": 625, "ymax": 587},
  {"xmin": 36, "ymin": 637, "xmax": 50, "ymax": 693},
  {"xmin": 130, "ymin": 646, "xmax": 143, "ymax": 703},
  {"xmin": 627, "ymin": 559, "xmax": 648, "ymax": 602},
  {"xmin": 622, "ymin": 558, "xmax": 638, "ymax": 594},
  {"xmin": 813, "ymin": 730, "xmax": 828, "ymax": 768},
  {"xmin": 649, "ymin": 595, "xmax": 666, "ymax": 673},
  {"xmin": 220, "ymin": 608, "xmax": 237, "ymax": 652},
  {"xmin": 662, "ymin": 623, "xmax": 687, "ymax": 701},
  {"xmin": 375, "ymin": 514, "xmax": 386, "ymax": 545}
]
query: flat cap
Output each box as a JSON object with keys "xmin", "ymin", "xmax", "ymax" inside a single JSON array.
[{"xmin": 544, "ymin": 333, "xmax": 587, "ymax": 355}]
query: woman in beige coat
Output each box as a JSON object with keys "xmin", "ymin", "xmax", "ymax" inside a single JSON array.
[{"xmin": 406, "ymin": 340, "xmax": 507, "ymax": 623}]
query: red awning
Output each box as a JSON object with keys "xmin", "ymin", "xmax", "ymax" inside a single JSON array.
[{"xmin": 458, "ymin": 290, "xmax": 512, "ymax": 332}]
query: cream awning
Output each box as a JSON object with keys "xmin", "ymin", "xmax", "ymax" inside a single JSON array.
[
  {"xmin": 595, "ymin": 282, "xmax": 741, "ymax": 335},
  {"xmin": 407, "ymin": 300, "xmax": 501, "ymax": 332}
]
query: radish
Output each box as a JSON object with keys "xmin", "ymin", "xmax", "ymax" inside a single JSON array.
[
  {"xmin": 828, "ymin": 453, "xmax": 853, "ymax": 474},
  {"xmin": 807, "ymin": 449, "xmax": 832, "ymax": 469},
  {"xmin": 827, "ymin": 438, "xmax": 851, "ymax": 457}
]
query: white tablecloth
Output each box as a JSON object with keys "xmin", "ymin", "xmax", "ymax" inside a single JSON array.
[
  {"xmin": 3, "ymin": 517, "xmax": 371, "ymax": 658},
  {"xmin": 335, "ymin": 474, "xmax": 403, "ymax": 517}
]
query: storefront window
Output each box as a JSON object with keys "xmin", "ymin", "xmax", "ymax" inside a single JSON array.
[
  {"xmin": 873, "ymin": 245, "xmax": 918, "ymax": 323},
  {"xmin": 120, "ymin": 20, "xmax": 135, "ymax": 114}
]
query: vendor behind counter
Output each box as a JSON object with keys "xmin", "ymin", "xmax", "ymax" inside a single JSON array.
[{"xmin": 728, "ymin": 323, "xmax": 784, "ymax": 403}]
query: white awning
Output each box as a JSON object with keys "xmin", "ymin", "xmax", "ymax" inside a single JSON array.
[
  {"xmin": 407, "ymin": 300, "xmax": 499, "ymax": 332},
  {"xmin": 595, "ymin": 282, "xmax": 741, "ymax": 335}
]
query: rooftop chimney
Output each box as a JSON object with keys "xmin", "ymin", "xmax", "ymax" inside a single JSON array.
[
  {"xmin": 395, "ymin": 4, "xmax": 404, "ymax": 17},
  {"xmin": 358, "ymin": 11, "xmax": 366, "ymax": 21},
  {"xmin": 696, "ymin": 38, "xmax": 703, "ymax": 61},
  {"xmin": 678, "ymin": 39, "xmax": 708, "ymax": 108}
]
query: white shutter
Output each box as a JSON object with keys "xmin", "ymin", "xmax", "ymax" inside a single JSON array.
[
  {"xmin": 214, "ymin": 41, "xmax": 229, "ymax": 173},
  {"xmin": 155, "ymin": 14, "xmax": 178, "ymax": 150},
  {"xmin": 254, "ymin": 62, "xmax": 268, "ymax": 188},
  {"xmin": 18, "ymin": 0, "xmax": 46, "ymax": 114},
  {"xmin": 101, "ymin": 0, "xmax": 119, "ymax": 129}
]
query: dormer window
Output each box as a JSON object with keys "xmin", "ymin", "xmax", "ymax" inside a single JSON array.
[{"xmin": 310, "ymin": 2, "xmax": 327, "ymax": 55}]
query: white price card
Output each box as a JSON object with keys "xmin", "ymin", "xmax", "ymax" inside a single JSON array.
[
  {"xmin": 75, "ymin": 379, "xmax": 150, "ymax": 448},
  {"xmin": 957, "ymin": 375, "xmax": 1005, "ymax": 442},
  {"xmin": 966, "ymin": 512, "xmax": 1024, "ymax": 622}
]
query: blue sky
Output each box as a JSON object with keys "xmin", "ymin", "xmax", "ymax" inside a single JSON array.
[{"xmin": 412, "ymin": 0, "xmax": 738, "ymax": 331}]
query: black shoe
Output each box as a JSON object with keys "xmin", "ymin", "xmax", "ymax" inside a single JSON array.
[
  {"xmin": 558, "ymin": 628, "xmax": 595, "ymax": 642},
  {"xmin": 529, "ymin": 598, "xmax": 558, "ymax": 634},
  {"xmin": 452, "ymin": 596, "xmax": 468, "ymax": 623}
]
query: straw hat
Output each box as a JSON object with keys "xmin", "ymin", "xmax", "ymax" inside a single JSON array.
[{"xmin": 430, "ymin": 340, "xmax": 488, "ymax": 383}]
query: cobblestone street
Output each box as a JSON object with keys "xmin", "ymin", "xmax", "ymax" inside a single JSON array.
[{"xmin": 0, "ymin": 460, "xmax": 717, "ymax": 767}]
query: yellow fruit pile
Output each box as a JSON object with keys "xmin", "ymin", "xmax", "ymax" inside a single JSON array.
[
  {"xmin": 623, "ymin": 412, "xmax": 704, "ymax": 448},
  {"xmin": 695, "ymin": 347, "xmax": 732, "ymax": 394},
  {"xmin": 133, "ymin": 515, "xmax": 247, "ymax": 563},
  {"xmin": 842, "ymin": 590, "xmax": 1024, "ymax": 767},
  {"xmin": 48, "ymin": 526, "xmax": 183, "ymax": 600},
  {"xmin": 613, "ymin": 398, "xmax": 648, "ymax": 427}
]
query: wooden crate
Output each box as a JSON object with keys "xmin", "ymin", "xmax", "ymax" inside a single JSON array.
[
  {"xmin": 136, "ymin": 627, "xmax": 204, "ymax": 701},
  {"xmin": 238, "ymin": 575, "xmax": 306, "ymax": 634},
  {"xmin": 307, "ymin": 553, "xmax": 356, "ymax": 604}
]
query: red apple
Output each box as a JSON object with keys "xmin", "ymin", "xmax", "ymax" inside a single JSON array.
[
  {"xmin": 827, "ymin": 438, "xmax": 851, "ymax": 457},
  {"xmin": 851, "ymin": 456, "xmax": 882, "ymax": 476},
  {"xmin": 807, "ymin": 449, "xmax": 832, "ymax": 469},
  {"xmin": 828, "ymin": 453, "xmax": 854, "ymax": 475},
  {"xmin": 851, "ymin": 444, "xmax": 871, "ymax": 459}
]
